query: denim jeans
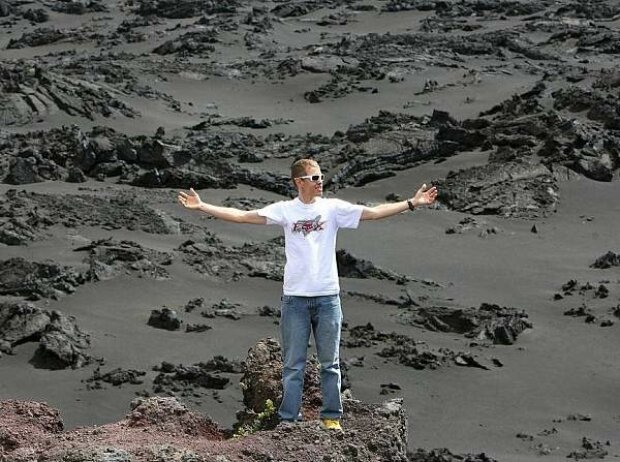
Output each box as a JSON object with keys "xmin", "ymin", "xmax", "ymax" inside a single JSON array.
[{"xmin": 278, "ymin": 294, "xmax": 343, "ymax": 421}]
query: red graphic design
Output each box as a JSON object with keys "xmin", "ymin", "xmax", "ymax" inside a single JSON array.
[{"xmin": 292, "ymin": 215, "xmax": 325, "ymax": 236}]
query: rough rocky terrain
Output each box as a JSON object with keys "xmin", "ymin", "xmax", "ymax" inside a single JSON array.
[{"xmin": 1, "ymin": 1, "xmax": 620, "ymax": 461}]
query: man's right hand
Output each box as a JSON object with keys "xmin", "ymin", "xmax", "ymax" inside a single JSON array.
[{"xmin": 178, "ymin": 188, "xmax": 202, "ymax": 210}]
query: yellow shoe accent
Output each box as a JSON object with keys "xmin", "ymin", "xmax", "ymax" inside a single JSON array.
[{"xmin": 321, "ymin": 418, "xmax": 342, "ymax": 430}]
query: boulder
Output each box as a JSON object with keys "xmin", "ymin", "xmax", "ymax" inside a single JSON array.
[
  {"xmin": 0, "ymin": 302, "xmax": 93, "ymax": 369},
  {"xmin": 147, "ymin": 308, "xmax": 181, "ymax": 331}
]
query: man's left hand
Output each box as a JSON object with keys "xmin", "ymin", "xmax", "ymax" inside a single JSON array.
[{"xmin": 412, "ymin": 184, "xmax": 438, "ymax": 207}]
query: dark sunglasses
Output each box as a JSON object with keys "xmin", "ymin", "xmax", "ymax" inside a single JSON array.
[{"xmin": 296, "ymin": 174, "xmax": 324, "ymax": 182}]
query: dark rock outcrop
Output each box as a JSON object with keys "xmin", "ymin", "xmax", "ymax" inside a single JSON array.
[
  {"xmin": 436, "ymin": 160, "xmax": 558, "ymax": 218},
  {"xmin": 201, "ymin": 299, "xmax": 245, "ymax": 320},
  {"xmin": 0, "ymin": 0, "xmax": 15, "ymax": 17},
  {"xmin": 410, "ymin": 448, "xmax": 498, "ymax": 462},
  {"xmin": 0, "ymin": 64, "xmax": 139, "ymax": 126},
  {"xmin": 336, "ymin": 249, "xmax": 410, "ymax": 282},
  {"xmin": 567, "ymin": 437, "xmax": 609, "ymax": 460},
  {"xmin": 445, "ymin": 217, "xmax": 502, "ymax": 237},
  {"xmin": 590, "ymin": 251, "xmax": 620, "ymax": 269},
  {"xmin": 179, "ymin": 236, "xmax": 286, "ymax": 281},
  {"xmin": 0, "ymin": 336, "xmax": 422, "ymax": 461},
  {"xmin": 403, "ymin": 303, "xmax": 532, "ymax": 345},
  {"xmin": 343, "ymin": 323, "xmax": 486, "ymax": 370},
  {"xmin": 75, "ymin": 238, "xmax": 173, "ymax": 281},
  {"xmin": 0, "ymin": 189, "xmax": 191, "ymax": 246},
  {"xmin": 238, "ymin": 337, "xmax": 321, "ymax": 422},
  {"xmin": 0, "ymin": 301, "xmax": 93, "ymax": 369},
  {"xmin": 0, "ymin": 257, "xmax": 85, "ymax": 300},
  {"xmin": 147, "ymin": 308, "xmax": 182, "ymax": 331},
  {"xmin": 86, "ymin": 367, "xmax": 146, "ymax": 388},
  {"xmin": 135, "ymin": 0, "xmax": 239, "ymax": 18},
  {"xmin": 152, "ymin": 360, "xmax": 234, "ymax": 395},
  {"xmin": 153, "ymin": 30, "xmax": 219, "ymax": 56},
  {"xmin": 51, "ymin": 1, "xmax": 108, "ymax": 14}
]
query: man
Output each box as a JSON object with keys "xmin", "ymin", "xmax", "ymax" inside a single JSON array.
[{"xmin": 178, "ymin": 158, "xmax": 438, "ymax": 430}]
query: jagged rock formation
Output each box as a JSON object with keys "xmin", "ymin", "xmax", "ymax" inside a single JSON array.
[
  {"xmin": 343, "ymin": 323, "xmax": 491, "ymax": 370},
  {"xmin": 401, "ymin": 303, "xmax": 532, "ymax": 345},
  {"xmin": 134, "ymin": 0, "xmax": 240, "ymax": 18},
  {"xmin": 51, "ymin": 1, "xmax": 108, "ymax": 15},
  {"xmin": 153, "ymin": 29, "xmax": 219, "ymax": 56},
  {"xmin": 0, "ymin": 257, "xmax": 85, "ymax": 300},
  {"xmin": 0, "ymin": 63, "xmax": 139, "ymax": 125},
  {"xmin": 0, "ymin": 189, "xmax": 190, "ymax": 245},
  {"xmin": 0, "ymin": 338, "xmax": 410, "ymax": 462},
  {"xmin": 436, "ymin": 160, "xmax": 557, "ymax": 218},
  {"xmin": 238, "ymin": 337, "xmax": 321, "ymax": 425},
  {"xmin": 152, "ymin": 356, "xmax": 244, "ymax": 398},
  {"xmin": 75, "ymin": 238, "xmax": 173, "ymax": 281},
  {"xmin": 152, "ymin": 362, "xmax": 231, "ymax": 394},
  {"xmin": 554, "ymin": 277, "xmax": 619, "ymax": 327},
  {"xmin": 86, "ymin": 367, "xmax": 146, "ymax": 389},
  {"xmin": 0, "ymin": 301, "xmax": 93, "ymax": 369},
  {"xmin": 200, "ymin": 299, "xmax": 246, "ymax": 320},
  {"xmin": 590, "ymin": 251, "xmax": 620, "ymax": 269},
  {"xmin": 336, "ymin": 249, "xmax": 411, "ymax": 282},
  {"xmin": 179, "ymin": 236, "xmax": 286, "ymax": 281},
  {"xmin": 409, "ymin": 448, "xmax": 498, "ymax": 462},
  {"xmin": 147, "ymin": 308, "xmax": 182, "ymax": 330},
  {"xmin": 180, "ymin": 235, "xmax": 411, "ymax": 284},
  {"xmin": 2, "ymin": 85, "xmax": 618, "ymax": 218},
  {"xmin": 445, "ymin": 216, "xmax": 502, "ymax": 237}
]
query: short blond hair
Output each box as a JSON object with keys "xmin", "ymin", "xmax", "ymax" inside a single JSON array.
[{"xmin": 290, "ymin": 158, "xmax": 319, "ymax": 180}]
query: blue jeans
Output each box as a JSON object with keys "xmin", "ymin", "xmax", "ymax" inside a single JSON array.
[{"xmin": 278, "ymin": 294, "xmax": 343, "ymax": 421}]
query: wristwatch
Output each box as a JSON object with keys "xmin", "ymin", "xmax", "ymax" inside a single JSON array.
[{"xmin": 407, "ymin": 199, "xmax": 415, "ymax": 211}]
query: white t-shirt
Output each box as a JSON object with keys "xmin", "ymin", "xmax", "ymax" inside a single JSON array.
[{"xmin": 257, "ymin": 197, "xmax": 364, "ymax": 296}]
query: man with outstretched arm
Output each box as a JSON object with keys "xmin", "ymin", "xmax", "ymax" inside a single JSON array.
[{"xmin": 178, "ymin": 158, "xmax": 438, "ymax": 430}]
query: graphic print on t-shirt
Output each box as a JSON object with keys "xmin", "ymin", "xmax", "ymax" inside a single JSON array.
[{"xmin": 292, "ymin": 215, "xmax": 325, "ymax": 237}]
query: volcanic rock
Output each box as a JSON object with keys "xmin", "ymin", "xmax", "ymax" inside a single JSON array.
[
  {"xmin": 179, "ymin": 236, "xmax": 286, "ymax": 281},
  {"xmin": 436, "ymin": 160, "xmax": 558, "ymax": 218},
  {"xmin": 0, "ymin": 257, "xmax": 85, "ymax": 300},
  {"xmin": 410, "ymin": 448, "xmax": 498, "ymax": 462},
  {"xmin": 567, "ymin": 437, "xmax": 609, "ymax": 460},
  {"xmin": 0, "ymin": 190, "xmax": 190, "ymax": 246},
  {"xmin": 51, "ymin": 1, "xmax": 108, "ymax": 15},
  {"xmin": 0, "ymin": 64, "xmax": 139, "ymax": 126},
  {"xmin": 0, "ymin": 301, "xmax": 92, "ymax": 369},
  {"xmin": 271, "ymin": 2, "xmax": 321, "ymax": 18},
  {"xmin": 590, "ymin": 251, "xmax": 620, "ymax": 269},
  {"xmin": 239, "ymin": 337, "xmax": 320, "ymax": 421},
  {"xmin": 7, "ymin": 28, "xmax": 70, "ymax": 49},
  {"xmin": 0, "ymin": 335, "xmax": 412, "ymax": 461},
  {"xmin": 343, "ymin": 323, "xmax": 473, "ymax": 370},
  {"xmin": 153, "ymin": 361, "xmax": 232, "ymax": 395},
  {"xmin": 135, "ymin": 0, "xmax": 239, "ymax": 18},
  {"xmin": 75, "ymin": 238, "xmax": 173, "ymax": 281},
  {"xmin": 445, "ymin": 216, "xmax": 502, "ymax": 237},
  {"xmin": 404, "ymin": 303, "xmax": 532, "ymax": 345},
  {"xmin": 148, "ymin": 308, "xmax": 182, "ymax": 331},
  {"xmin": 201, "ymin": 299, "xmax": 245, "ymax": 320},
  {"xmin": 153, "ymin": 29, "xmax": 219, "ymax": 56},
  {"xmin": 86, "ymin": 367, "xmax": 147, "ymax": 388},
  {"xmin": 0, "ymin": 1, "xmax": 14, "ymax": 17},
  {"xmin": 336, "ymin": 249, "xmax": 410, "ymax": 282}
]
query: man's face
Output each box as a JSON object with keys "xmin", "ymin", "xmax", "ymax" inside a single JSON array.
[{"xmin": 295, "ymin": 165, "xmax": 323, "ymax": 197}]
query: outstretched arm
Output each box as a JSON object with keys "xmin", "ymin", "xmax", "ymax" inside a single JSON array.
[
  {"xmin": 178, "ymin": 188, "xmax": 267, "ymax": 224},
  {"xmin": 361, "ymin": 184, "xmax": 438, "ymax": 221}
]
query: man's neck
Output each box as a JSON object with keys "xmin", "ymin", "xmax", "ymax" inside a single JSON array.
[{"xmin": 298, "ymin": 193, "xmax": 319, "ymax": 204}]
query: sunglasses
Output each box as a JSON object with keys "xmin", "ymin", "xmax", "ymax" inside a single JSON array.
[{"xmin": 296, "ymin": 174, "xmax": 324, "ymax": 182}]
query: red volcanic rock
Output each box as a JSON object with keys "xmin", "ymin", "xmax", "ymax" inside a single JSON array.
[{"xmin": 0, "ymin": 339, "xmax": 409, "ymax": 462}]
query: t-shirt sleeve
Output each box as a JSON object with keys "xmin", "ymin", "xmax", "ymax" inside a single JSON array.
[
  {"xmin": 256, "ymin": 201, "xmax": 286, "ymax": 226},
  {"xmin": 333, "ymin": 198, "xmax": 364, "ymax": 229}
]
